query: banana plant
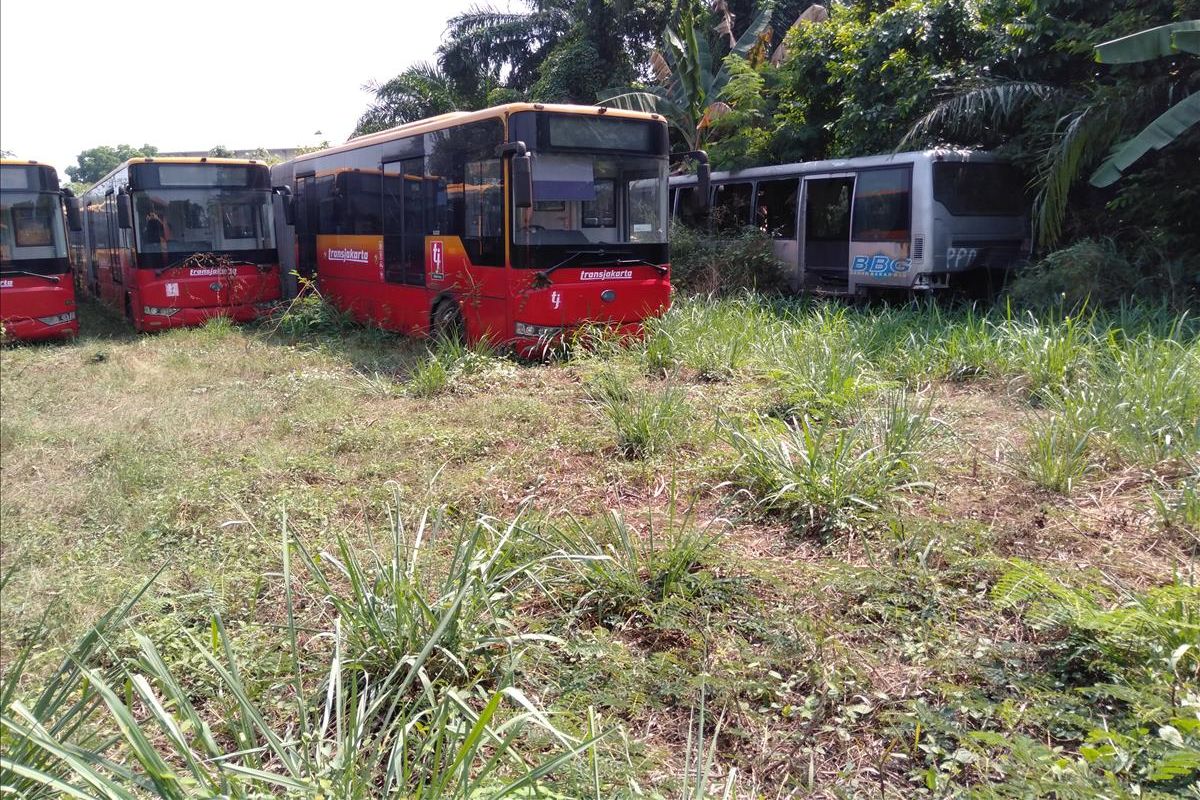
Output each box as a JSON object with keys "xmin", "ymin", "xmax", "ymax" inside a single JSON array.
[
  {"xmin": 600, "ymin": 4, "xmax": 773, "ymax": 151},
  {"xmin": 1089, "ymin": 21, "xmax": 1200, "ymax": 187}
]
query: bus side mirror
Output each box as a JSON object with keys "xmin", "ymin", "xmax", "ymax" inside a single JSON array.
[
  {"xmin": 275, "ymin": 187, "xmax": 295, "ymax": 226},
  {"xmin": 512, "ymin": 154, "xmax": 533, "ymax": 209},
  {"xmin": 696, "ymin": 161, "xmax": 711, "ymax": 214},
  {"xmin": 117, "ymin": 193, "xmax": 132, "ymax": 229},
  {"xmin": 66, "ymin": 197, "xmax": 83, "ymax": 232}
]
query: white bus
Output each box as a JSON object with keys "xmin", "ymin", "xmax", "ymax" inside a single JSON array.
[{"xmin": 670, "ymin": 150, "xmax": 1030, "ymax": 295}]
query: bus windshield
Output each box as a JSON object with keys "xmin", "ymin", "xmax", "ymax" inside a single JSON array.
[
  {"xmin": 132, "ymin": 188, "xmax": 276, "ymax": 266},
  {"xmin": 0, "ymin": 191, "xmax": 68, "ymax": 272},
  {"xmin": 515, "ymin": 153, "xmax": 667, "ymax": 246}
]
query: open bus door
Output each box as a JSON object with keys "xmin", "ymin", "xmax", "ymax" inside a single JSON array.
[{"xmin": 799, "ymin": 174, "xmax": 855, "ymax": 293}]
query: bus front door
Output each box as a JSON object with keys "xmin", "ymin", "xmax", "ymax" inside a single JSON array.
[{"xmin": 799, "ymin": 174, "xmax": 855, "ymax": 293}]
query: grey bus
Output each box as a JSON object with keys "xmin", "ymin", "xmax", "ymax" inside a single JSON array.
[{"xmin": 669, "ymin": 150, "xmax": 1030, "ymax": 295}]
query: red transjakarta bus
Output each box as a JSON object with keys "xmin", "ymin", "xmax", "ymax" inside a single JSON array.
[
  {"xmin": 271, "ymin": 104, "xmax": 672, "ymax": 352},
  {"xmin": 1, "ymin": 160, "xmax": 82, "ymax": 341},
  {"xmin": 78, "ymin": 158, "xmax": 281, "ymax": 331}
]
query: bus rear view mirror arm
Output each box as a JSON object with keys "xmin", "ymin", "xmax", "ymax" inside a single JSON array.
[{"xmin": 497, "ymin": 141, "xmax": 533, "ymax": 209}]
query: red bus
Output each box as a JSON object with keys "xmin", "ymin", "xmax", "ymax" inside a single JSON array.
[
  {"xmin": 78, "ymin": 158, "xmax": 281, "ymax": 331},
  {"xmin": 1, "ymin": 160, "xmax": 82, "ymax": 341},
  {"xmin": 271, "ymin": 104, "xmax": 671, "ymax": 353}
]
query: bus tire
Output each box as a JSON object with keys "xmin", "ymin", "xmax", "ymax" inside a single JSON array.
[{"xmin": 431, "ymin": 298, "xmax": 466, "ymax": 344}]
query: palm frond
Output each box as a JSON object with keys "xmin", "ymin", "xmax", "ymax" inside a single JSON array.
[{"xmin": 901, "ymin": 81, "xmax": 1072, "ymax": 149}]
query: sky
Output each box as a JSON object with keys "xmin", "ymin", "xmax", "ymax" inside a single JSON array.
[{"xmin": 0, "ymin": 0, "xmax": 496, "ymax": 179}]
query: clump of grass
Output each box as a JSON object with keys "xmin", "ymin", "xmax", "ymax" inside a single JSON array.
[
  {"xmin": 406, "ymin": 335, "xmax": 500, "ymax": 397},
  {"xmin": 548, "ymin": 502, "xmax": 726, "ymax": 625},
  {"xmin": 1023, "ymin": 410, "xmax": 1096, "ymax": 494},
  {"xmin": 267, "ymin": 284, "xmax": 358, "ymax": 338},
  {"xmin": 296, "ymin": 504, "xmax": 553, "ymax": 683},
  {"xmin": 1153, "ymin": 473, "xmax": 1200, "ymax": 540},
  {"xmin": 587, "ymin": 372, "xmax": 688, "ymax": 459},
  {"xmin": 723, "ymin": 393, "xmax": 934, "ymax": 535}
]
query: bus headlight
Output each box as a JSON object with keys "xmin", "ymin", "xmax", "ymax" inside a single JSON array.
[
  {"xmin": 143, "ymin": 306, "xmax": 180, "ymax": 317},
  {"xmin": 36, "ymin": 311, "xmax": 77, "ymax": 325},
  {"xmin": 514, "ymin": 322, "xmax": 563, "ymax": 338}
]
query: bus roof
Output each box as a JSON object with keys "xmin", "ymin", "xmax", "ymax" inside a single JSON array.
[
  {"xmin": 83, "ymin": 157, "xmax": 270, "ymax": 195},
  {"xmin": 291, "ymin": 102, "xmax": 667, "ymax": 166},
  {"xmin": 0, "ymin": 159, "xmax": 54, "ymax": 169},
  {"xmin": 669, "ymin": 149, "xmax": 1008, "ymax": 185}
]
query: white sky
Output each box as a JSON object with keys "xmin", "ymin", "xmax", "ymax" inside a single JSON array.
[{"xmin": 0, "ymin": 0, "xmax": 496, "ymax": 179}]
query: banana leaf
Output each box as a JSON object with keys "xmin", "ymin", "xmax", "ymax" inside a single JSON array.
[
  {"xmin": 1094, "ymin": 20, "xmax": 1200, "ymax": 63},
  {"xmin": 1089, "ymin": 93, "xmax": 1200, "ymax": 186}
]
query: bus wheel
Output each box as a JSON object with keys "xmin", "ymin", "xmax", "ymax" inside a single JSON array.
[{"xmin": 431, "ymin": 299, "xmax": 466, "ymax": 344}]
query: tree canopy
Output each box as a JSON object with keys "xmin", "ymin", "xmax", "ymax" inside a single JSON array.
[{"xmin": 65, "ymin": 144, "xmax": 159, "ymax": 185}]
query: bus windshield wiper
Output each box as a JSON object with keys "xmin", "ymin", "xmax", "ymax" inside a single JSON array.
[
  {"xmin": 0, "ymin": 270, "xmax": 61, "ymax": 284},
  {"xmin": 533, "ymin": 249, "xmax": 632, "ymax": 286}
]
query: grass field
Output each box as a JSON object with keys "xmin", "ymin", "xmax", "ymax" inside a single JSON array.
[{"xmin": 2, "ymin": 293, "xmax": 1198, "ymax": 798}]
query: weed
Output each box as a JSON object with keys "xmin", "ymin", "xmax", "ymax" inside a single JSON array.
[
  {"xmin": 723, "ymin": 398, "xmax": 933, "ymax": 536},
  {"xmin": 1023, "ymin": 409, "xmax": 1096, "ymax": 493},
  {"xmin": 589, "ymin": 373, "xmax": 688, "ymax": 459},
  {"xmin": 547, "ymin": 503, "xmax": 727, "ymax": 626}
]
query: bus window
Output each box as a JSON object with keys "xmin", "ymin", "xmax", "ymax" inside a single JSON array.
[
  {"xmin": 383, "ymin": 158, "xmax": 426, "ymax": 286},
  {"xmin": 755, "ymin": 178, "xmax": 798, "ymax": 240},
  {"xmin": 676, "ymin": 186, "xmax": 704, "ymax": 228},
  {"xmin": 933, "ymin": 162, "xmax": 1025, "ymax": 216},
  {"xmin": 851, "ymin": 168, "xmax": 910, "ymax": 242},
  {"xmin": 583, "ymin": 179, "xmax": 615, "ymax": 228},
  {"xmin": 712, "ymin": 182, "xmax": 752, "ymax": 233},
  {"xmin": 342, "ymin": 172, "xmax": 383, "ymax": 236}
]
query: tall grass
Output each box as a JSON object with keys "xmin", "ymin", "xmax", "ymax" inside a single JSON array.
[{"xmin": 1, "ymin": 508, "xmax": 608, "ymax": 799}]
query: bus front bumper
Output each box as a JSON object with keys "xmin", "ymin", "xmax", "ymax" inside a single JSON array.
[
  {"xmin": 1, "ymin": 313, "xmax": 79, "ymax": 342},
  {"xmin": 140, "ymin": 302, "xmax": 276, "ymax": 330}
]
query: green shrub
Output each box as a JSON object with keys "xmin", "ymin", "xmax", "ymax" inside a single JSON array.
[
  {"xmin": 669, "ymin": 224, "xmax": 788, "ymax": 296},
  {"xmin": 1008, "ymin": 239, "xmax": 1144, "ymax": 310}
]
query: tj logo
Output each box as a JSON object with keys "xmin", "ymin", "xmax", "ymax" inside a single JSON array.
[
  {"xmin": 430, "ymin": 241, "xmax": 444, "ymax": 280},
  {"xmin": 852, "ymin": 253, "xmax": 911, "ymax": 277},
  {"xmin": 550, "ymin": 290, "xmax": 562, "ymax": 310}
]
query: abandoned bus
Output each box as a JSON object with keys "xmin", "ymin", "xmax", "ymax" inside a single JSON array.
[
  {"xmin": 1, "ymin": 160, "xmax": 82, "ymax": 341},
  {"xmin": 670, "ymin": 150, "xmax": 1030, "ymax": 295},
  {"xmin": 271, "ymin": 103, "xmax": 671, "ymax": 352},
  {"xmin": 78, "ymin": 158, "xmax": 281, "ymax": 331}
]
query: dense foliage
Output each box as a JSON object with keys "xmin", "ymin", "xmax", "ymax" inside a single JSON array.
[{"xmin": 65, "ymin": 143, "xmax": 158, "ymax": 185}]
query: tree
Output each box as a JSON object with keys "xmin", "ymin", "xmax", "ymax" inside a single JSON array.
[
  {"xmin": 208, "ymin": 145, "xmax": 235, "ymax": 158},
  {"xmin": 904, "ymin": 5, "xmax": 1197, "ymax": 246},
  {"xmin": 600, "ymin": 2, "xmax": 774, "ymax": 151},
  {"xmin": 66, "ymin": 144, "xmax": 158, "ymax": 185},
  {"xmin": 1089, "ymin": 21, "xmax": 1200, "ymax": 187},
  {"xmin": 354, "ymin": 62, "xmax": 470, "ymax": 137}
]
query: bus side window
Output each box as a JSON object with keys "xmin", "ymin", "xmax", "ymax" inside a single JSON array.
[
  {"xmin": 712, "ymin": 182, "xmax": 752, "ymax": 234},
  {"xmin": 851, "ymin": 168, "xmax": 911, "ymax": 242},
  {"xmin": 755, "ymin": 178, "xmax": 798, "ymax": 240},
  {"xmin": 676, "ymin": 186, "xmax": 704, "ymax": 228},
  {"xmin": 342, "ymin": 172, "xmax": 382, "ymax": 236}
]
